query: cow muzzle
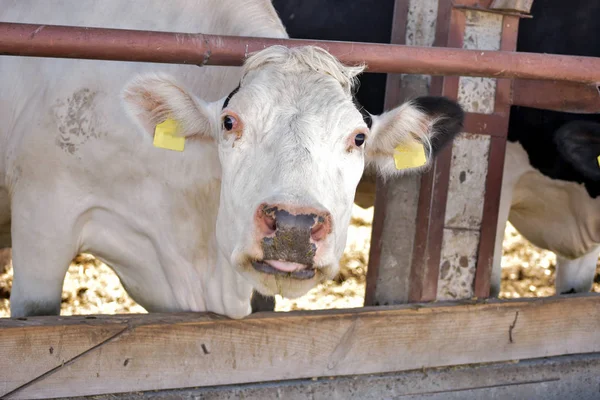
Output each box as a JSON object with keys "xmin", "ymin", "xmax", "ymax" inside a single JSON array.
[{"xmin": 252, "ymin": 203, "xmax": 332, "ymax": 280}]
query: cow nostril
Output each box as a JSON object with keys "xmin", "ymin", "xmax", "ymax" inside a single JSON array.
[
  {"xmin": 257, "ymin": 204, "xmax": 331, "ymax": 240},
  {"xmin": 256, "ymin": 204, "xmax": 279, "ymax": 235},
  {"xmin": 265, "ymin": 215, "xmax": 277, "ymax": 232},
  {"xmin": 311, "ymin": 221, "xmax": 327, "ymax": 241}
]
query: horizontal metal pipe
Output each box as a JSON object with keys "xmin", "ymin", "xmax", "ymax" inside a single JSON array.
[
  {"xmin": 513, "ymin": 79, "xmax": 600, "ymax": 114},
  {"xmin": 1, "ymin": 22, "xmax": 600, "ymax": 84}
]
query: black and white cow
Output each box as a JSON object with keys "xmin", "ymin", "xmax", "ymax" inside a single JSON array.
[{"xmin": 491, "ymin": 0, "xmax": 600, "ymax": 296}]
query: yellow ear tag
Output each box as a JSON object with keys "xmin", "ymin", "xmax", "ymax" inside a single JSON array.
[
  {"xmin": 153, "ymin": 118, "xmax": 185, "ymax": 152},
  {"xmin": 393, "ymin": 141, "xmax": 427, "ymax": 170},
  {"xmin": 597, "ymin": 155, "xmax": 600, "ymax": 168}
]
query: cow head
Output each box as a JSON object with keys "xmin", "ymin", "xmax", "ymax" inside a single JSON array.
[{"xmin": 123, "ymin": 46, "xmax": 463, "ymax": 301}]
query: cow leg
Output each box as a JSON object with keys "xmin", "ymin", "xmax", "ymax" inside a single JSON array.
[
  {"xmin": 490, "ymin": 175, "xmax": 515, "ymax": 297},
  {"xmin": 9, "ymin": 203, "xmax": 77, "ymax": 317},
  {"xmin": 10, "ymin": 241, "xmax": 74, "ymax": 317},
  {"xmin": 555, "ymin": 247, "xmax": 600, "ymax": 295}
]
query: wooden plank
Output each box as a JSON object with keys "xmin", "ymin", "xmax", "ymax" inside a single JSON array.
[
  {"xmin": 65, "ymin": 353, "xmax": 600, "ymax": 400},
  {"xmin": 2, "ymin": 295, "xmax": 600, "ymax": 399},
  {"xmin": 0, "ymin": 316, "xmax": 127, "ymax": 397}
]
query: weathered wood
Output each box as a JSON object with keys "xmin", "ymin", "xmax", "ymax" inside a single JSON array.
[
  {"xmin": 64, "ymin": 353, "xmax": 600, "ymax": 400},
  {"xmin": 0, "ymin": 318, "xmax": 130, "ymax": 397},
  {"xmin": 2, "ymin": 295, "xmax": 600, "ymax": 399}
]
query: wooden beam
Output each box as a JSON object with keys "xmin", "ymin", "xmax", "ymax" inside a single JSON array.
[
  {"xmin": 68, "ymin": 353, "xmax": 600, "ymax": 400},
  {"xmin": 2, "ymin": 295, "xmax": 600, "ymax": 399},
  {"xmin": 0, "ymin": 320, "xmax": 126, "ymax": 398}
]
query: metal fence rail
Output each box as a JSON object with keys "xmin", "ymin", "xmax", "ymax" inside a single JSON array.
[{"xmin": 1, "ymin": 22, "xmax": 600, "ymax": 83}]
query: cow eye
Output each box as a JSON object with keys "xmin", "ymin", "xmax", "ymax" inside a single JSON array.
[
  {"xmin": 354, "ymin": 133, "xmax": 366, "ymax": 147},
  {"xmin": 223, "ymin": 115, "xmax": 237, "ymax": 131}
]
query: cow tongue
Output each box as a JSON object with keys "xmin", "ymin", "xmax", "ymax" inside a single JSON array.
[{"xmin": 264, "ymin": 260, "xmax": 307, "ymax": 272}]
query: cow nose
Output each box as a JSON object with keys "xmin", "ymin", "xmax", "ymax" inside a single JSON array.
[{"xmin": 256, "ymin": 203, "xmax": 332, "ymax": 242}]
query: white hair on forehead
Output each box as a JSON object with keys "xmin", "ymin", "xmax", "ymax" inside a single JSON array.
[{"xmin": 242, "ymin": 45, "xmax": 365, "ymax": 95}]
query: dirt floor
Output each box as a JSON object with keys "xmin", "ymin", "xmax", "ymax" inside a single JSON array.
[{"xmin": 1, "ymin": 205, "xmax": 598, "ymax": 317}]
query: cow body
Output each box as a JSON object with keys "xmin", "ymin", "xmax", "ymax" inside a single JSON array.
[
  {"xmin": 1, "ymin": 1, "xmax": 462, "ymax": 317},
  {"xmin": 491, "ymin": 0, "xmax": 600, "ymax": 296},
  {"xmin": 0, "ymin": 0, "xmax": 288, "ymax": 317}
]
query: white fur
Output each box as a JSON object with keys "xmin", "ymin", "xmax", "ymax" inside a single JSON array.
[
  {"xmin": 366, "ymin": 101, "xmax": 435, "ymax": 177},
  {"xmin": 122, "ymin": 73, "xmax": 218, "ymax": 139},
  {"xmin": 1, "ymin": 0, "xmax": 443, "ymax": 318},
  {"xmin": 242, "ymin": 45, "xmax": 365, "ymax": 95}
]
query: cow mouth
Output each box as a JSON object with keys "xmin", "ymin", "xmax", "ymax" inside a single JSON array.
[{"xmin": 251, "ymin": 260, "xmax": 316, "ymax": 280}]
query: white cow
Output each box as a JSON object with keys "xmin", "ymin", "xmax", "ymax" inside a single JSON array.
[{"xmin": 0, "ymin": 0, "xmax": 463, "ymax": 318}]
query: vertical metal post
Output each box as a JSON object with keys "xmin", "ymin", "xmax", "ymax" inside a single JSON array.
[
  {"xmin": 367, "ymin": 0, "xmax": 524, "ymax": 305},
  {"xmin": 366, "ymin": 0, "xmax": 442, "ymax": 305}
]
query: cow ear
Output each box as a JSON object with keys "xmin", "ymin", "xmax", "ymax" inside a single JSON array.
[
  {"xmin": 365, "ymin": 97, "xmax": 464, "ymax": 177},
  {"xmin": 122, "ymin": 73, "xmax": 218, "ymax": 141},
  {"xmin": 554, "ymin": 120, "xmax": 600, "ymax": 180}
]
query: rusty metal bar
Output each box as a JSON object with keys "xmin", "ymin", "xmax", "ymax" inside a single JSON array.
[
  {"xmin": 1, "ymin": 22, "xmax": 600, "ymax": 83},
  {"xmin": 453, "ymin": 5, "xmax": 533, "ymax": 18},
  {"xmin": 364, "ymin": 0, "xmax": 410, "ymax": 307},
  {"xmin": 490, "ymin": 0, "xmax": 533, "ymax": 13},
  {"xmin": 512, "ymin": 79, "xmax": 600, "ymax": 113},
  {"xmin": 473, "ymin": 12, "xmax": 519, "ymax": 300},
  {"xmin": 408, "ymin": 0, "xmax": 458, "ymax": 303}
]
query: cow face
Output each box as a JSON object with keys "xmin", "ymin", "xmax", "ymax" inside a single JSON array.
[{"xmin": 123, "ymin": 45, "xmax": 463, "ymax": 300}]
